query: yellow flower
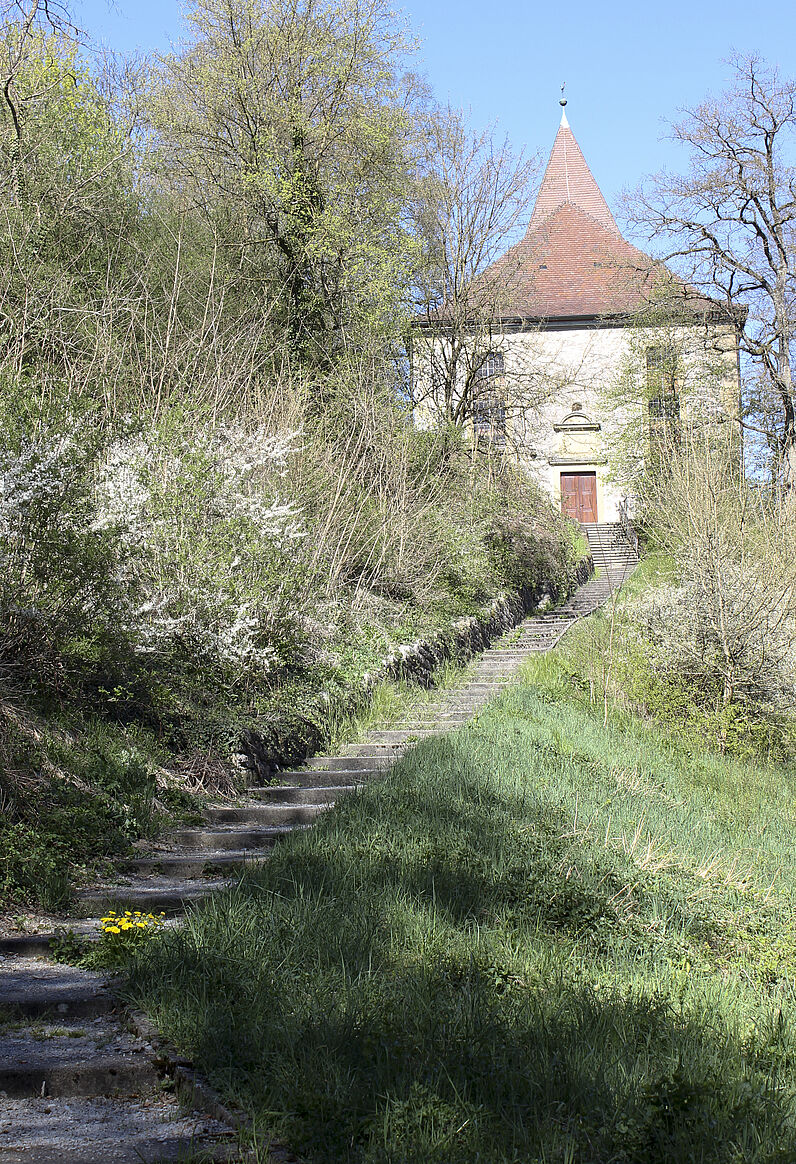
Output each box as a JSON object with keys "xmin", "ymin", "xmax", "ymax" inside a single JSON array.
[{"xmin": 106, "ymin": 925, "xmax": 120, "ymax": 934}]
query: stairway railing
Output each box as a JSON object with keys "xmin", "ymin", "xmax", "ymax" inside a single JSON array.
[{"xmin": 617, "ymin": 499, "xmax": 640, "ymax": 559}]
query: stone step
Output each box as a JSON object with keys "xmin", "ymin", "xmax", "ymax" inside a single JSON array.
[
  {"xmin": 117, "ymin": 851, "xmax": 271, "ymax": 878},
  {"xmin": 166, "ymin": 824, "xmax": 300, "ymax": 852},
  {"xmin": 246, "ymin": 783, "xmax": 355, "ymax": 804},
  {"xmin": 204, "ymin": 803, "xmax": 330, "ymax": 826},
  {"xmin": 478, "ymin": 651, "xmax": 546, "ymax": 659},
  {"xmin": 473, "ymin": 663, "xmax": 524, "ymax": 673},
  {"xmin": 341, "ymin": 741, "xmax": 409, "ymax": 757},
  {"xmin": 0, "ymin": 1096, "xmax": 241, "ymax": 1163},
  {"xmin": 0, "ymin": 927, "xmax": 100, "ymax": 960},
  {"xmin": 0, "ymin": 1043, "xmax": 158, "ymax": 1099},
  {"xmin": 74, "ymin": 880, "xmax": 229, "ymax": 918},
  {"xmin": 305, "ymin": 755, "xmax": 391, "ymax": 772},
  {"xmin": 266, "ymin": 766, "xmax": 382, "ymax": 786},
  {"xmin": 383, "ymin": 717, "xmax": 458, "ymax": 728},
  {"xmin": 362, "ymin": 728, "xmax": 443, "ymax": 743},
  {"xmin": 0, "ymin": 962, "xmax": 118, "ymax": 1020},
  {"xmin": 432, "ymin": 703, "xmax": 490, "ymax": 715}
]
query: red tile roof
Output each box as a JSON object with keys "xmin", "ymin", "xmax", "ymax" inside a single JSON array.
[
  {"xmin": 483, "ymin": 114, "xmax": 665, "ymax": 321},
  {"xmin": 529, "ymin": 113, "xmax": 619, "ymax": 237},
  {"xmin": 488, "ymin": 201, "xmax": 660, "ymax": 320},
  {"xmin": 417, "ymin": 113, "xmax": 722, "ymax": 328}
]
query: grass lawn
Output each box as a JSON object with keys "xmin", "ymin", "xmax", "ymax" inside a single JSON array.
[{"xmin": 128, "ymin": 668, "xmax": 796, "ymax": 1163}]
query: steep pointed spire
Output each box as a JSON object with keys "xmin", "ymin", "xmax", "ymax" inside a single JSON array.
[{"xmin": 528, "ymin": 112, "xmax": 619, "ymax": 235}]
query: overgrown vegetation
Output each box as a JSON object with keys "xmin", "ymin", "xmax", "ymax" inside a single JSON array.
[
  {"xmin": 127, "ymin": 674, "xmax": 796, "ymax": 1163},
  {"xmin": 0, "ymin": 3, "xmax": 582, "ymax": 911},
  {"xmin": 579, "ymin": 416, "xmax": 796, "ymax": 757}
]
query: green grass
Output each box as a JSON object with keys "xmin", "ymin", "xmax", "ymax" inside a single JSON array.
[
  {"xmin": 0, "ymin": 708, "xmax": 198, "ymax": 912},
  {"xmin": 127, "ymin": 677, "xmax": 796, "ymax": 1163},
  {"xmin": 541, "ymin": 548, "xmax": 796, "ymax": 763}
]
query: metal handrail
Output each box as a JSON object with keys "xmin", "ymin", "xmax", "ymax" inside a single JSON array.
[{"xmin": 617, "ymin": 498, "xmax": 640, "ymax": 559}]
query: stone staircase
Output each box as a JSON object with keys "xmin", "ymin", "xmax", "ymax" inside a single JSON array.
[
  {"xmin": 0, "ymin": 542, "xmax": 638, "ymax": 1162},
  {"xmin": 0, "ymin": 959, "xmax": 246, "ymax": 1163},
  {"xmin": 581, "ymin": 521, "xmax": 638, "ymax": 586}
]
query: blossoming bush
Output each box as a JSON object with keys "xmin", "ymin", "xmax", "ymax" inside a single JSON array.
[
  {"xmin": 0, "ymin": 373, "xmax": 309, "ymax": 696},
  {"xmin": 0, "ymin": 382, "xmax": 127, "ymax": 688},
  {"xmin": 95, "ymin": 419, "xmax": 307, "ymax": 683}
]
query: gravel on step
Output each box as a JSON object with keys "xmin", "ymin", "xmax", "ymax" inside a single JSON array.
[
  {"xmin": 0, "ymin": 959, "xmax": 118, "ymax": 1020},
  {"xmin": 0, "ymin": 1096, "xmax": 239, "ymax": 1163},
  {"xmin": 0, "ymin": 1017, "xmax": 159, "ymax": 1098}
]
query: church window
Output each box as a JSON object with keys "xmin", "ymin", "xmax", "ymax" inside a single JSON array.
[
  {"xmin": 472, "ymin": 351, "xmax": 506, "ymax": 447},
  {"xmin": 475, "ymin": 350, "xmax": 505, "ymax": 381},
  {"xmin": 646, "ymin": 347, "xmax": 680, "ymax": 420},
  {"xmin": 646, "ymin": 347, "xmax": 681, "ymax": 464},
  {"xmin": 473, "ymin": 389, "xmax": 507, "ymax": 449}
]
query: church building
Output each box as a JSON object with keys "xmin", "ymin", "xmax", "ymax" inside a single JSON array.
[{"xmin": 413, "ymin": 103, "xmax": 741, "ymax": 525}]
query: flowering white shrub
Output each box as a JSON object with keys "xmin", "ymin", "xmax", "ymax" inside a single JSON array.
[
  {"xmin": 93, "ymin": 422, "xmax": 307, "ymax": 679},
  {"xmin": 628, "ymin": 575, "xmax": 796, "ymax": 712},
  {"xmin": 0, "ymin": 409, "xmax": 124, "ymax": 672},
  {"xmin": 0, "ymin": 384, "xmax": 309, "ymax": 688}
]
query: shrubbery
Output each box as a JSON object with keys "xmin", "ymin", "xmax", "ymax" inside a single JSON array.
[{"xmin": 0, "ymin": 16, "xmax": 583, "ymax": 910}]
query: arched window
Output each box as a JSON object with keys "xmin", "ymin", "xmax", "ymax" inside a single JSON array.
[
  {"xmin": 472, "ymin": 351, "xmax": 506, "ymax": 448},
  {"xmin": 646, "ymin": 347, "xmax": 681, "ymax": 464},
  {"xmin": 646, "ymin": 347, "xmax": 680, "ymax": 420}
]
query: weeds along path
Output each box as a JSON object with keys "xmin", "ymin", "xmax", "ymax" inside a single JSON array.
[{"xmin": 0, "ymin": 523, "xmax": 636, "ymax": 1163}]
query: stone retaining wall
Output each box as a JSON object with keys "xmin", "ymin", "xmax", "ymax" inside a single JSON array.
[{"xmin": 237, "ymin": 555, "xmax": 593, "ymax": 781}]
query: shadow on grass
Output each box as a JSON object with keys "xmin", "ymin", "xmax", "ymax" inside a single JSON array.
[{"xmin": 129, "ymin": 730, "xmax": 796, "ymax": 1164}]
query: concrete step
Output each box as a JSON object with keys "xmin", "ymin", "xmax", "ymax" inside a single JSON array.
[
  {"xmin": 74, "ymin": 880, "xmax": 229, "ymax": 918},
  {"xmin": 305, "ymin": 755, "xmax": 391, "ymax": 772},
  {"xmin": 477, "ymin": 651, "xmax": 547, "ymax": 660},
  {"xmin": 0, "ymin": 1040, "xmax": 158, "ymax": 1098},
  {"xmin": 341, "ymin": 741, "xmax": 409, "ymax": 757},
  {"xmin": 246, "ymin": 784, "xmax": 354, "ymax": 804},
  {"xmin": 362, "ymin": 728, "xmax": 443, "ymax": 743},
  {"xmin": 0, "ymin": 1096, "xmax": 241, "ymax": 1163},
  {"xmin": 0, "ymin": 924, "xmax": 104, "ymax": 959},
  {"xmin": 266, "ymin": 766, "xmax": 382, "ymax": 786},
  {"xmin": 204, "ymin": 803, "xmax": 330, "ymax": 826},
  {"xmin": 117, "ymin": 851, "xmax": 271, "ymax": 878},
  {"xmin": 167, "ymin": 824, "xmax": 300, "ymax": 852},
  {"xmin": 0, "ymin": 962, "xmax": 119, "ymax": 1020}
]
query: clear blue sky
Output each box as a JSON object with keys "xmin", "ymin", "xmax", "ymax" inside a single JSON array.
[{"xmin": 75, "ymin": 0, "xmax": 796, "ymax": 234}]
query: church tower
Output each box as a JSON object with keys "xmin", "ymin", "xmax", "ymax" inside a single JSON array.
[{"xmin": 413, "ymin": 103, "xmax": 738, "ymax": 525}]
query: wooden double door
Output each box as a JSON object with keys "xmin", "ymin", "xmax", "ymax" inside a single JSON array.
[{"xmin": 560, "ymin": 471, "xmax": 598, "ymax": 523}]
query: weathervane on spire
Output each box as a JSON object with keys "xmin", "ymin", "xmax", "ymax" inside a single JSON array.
[
  {"xmin": 560, "ymin": 83, "xmax": 567, "ymax": 108},
  {"xmin": 559, "ymin": 83, "xmax": 569, "ymax": 127}
]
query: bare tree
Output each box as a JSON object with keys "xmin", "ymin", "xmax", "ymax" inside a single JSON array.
[
  {"xmin": 628, "ymin": 55, "xmax": 796, "ymax": 487},
  {"xmin": 410, "ymin": 106, "xmax": 545, "ymax": 439}
]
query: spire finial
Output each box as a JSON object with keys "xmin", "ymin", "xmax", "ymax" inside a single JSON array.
[
  {"xmin": 559, "ymin": 83, "xmax": 567, "ymax": 108},
  {"xmin": 559, "ymin": 83, "xmax": 569, "ymax": 128}
]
